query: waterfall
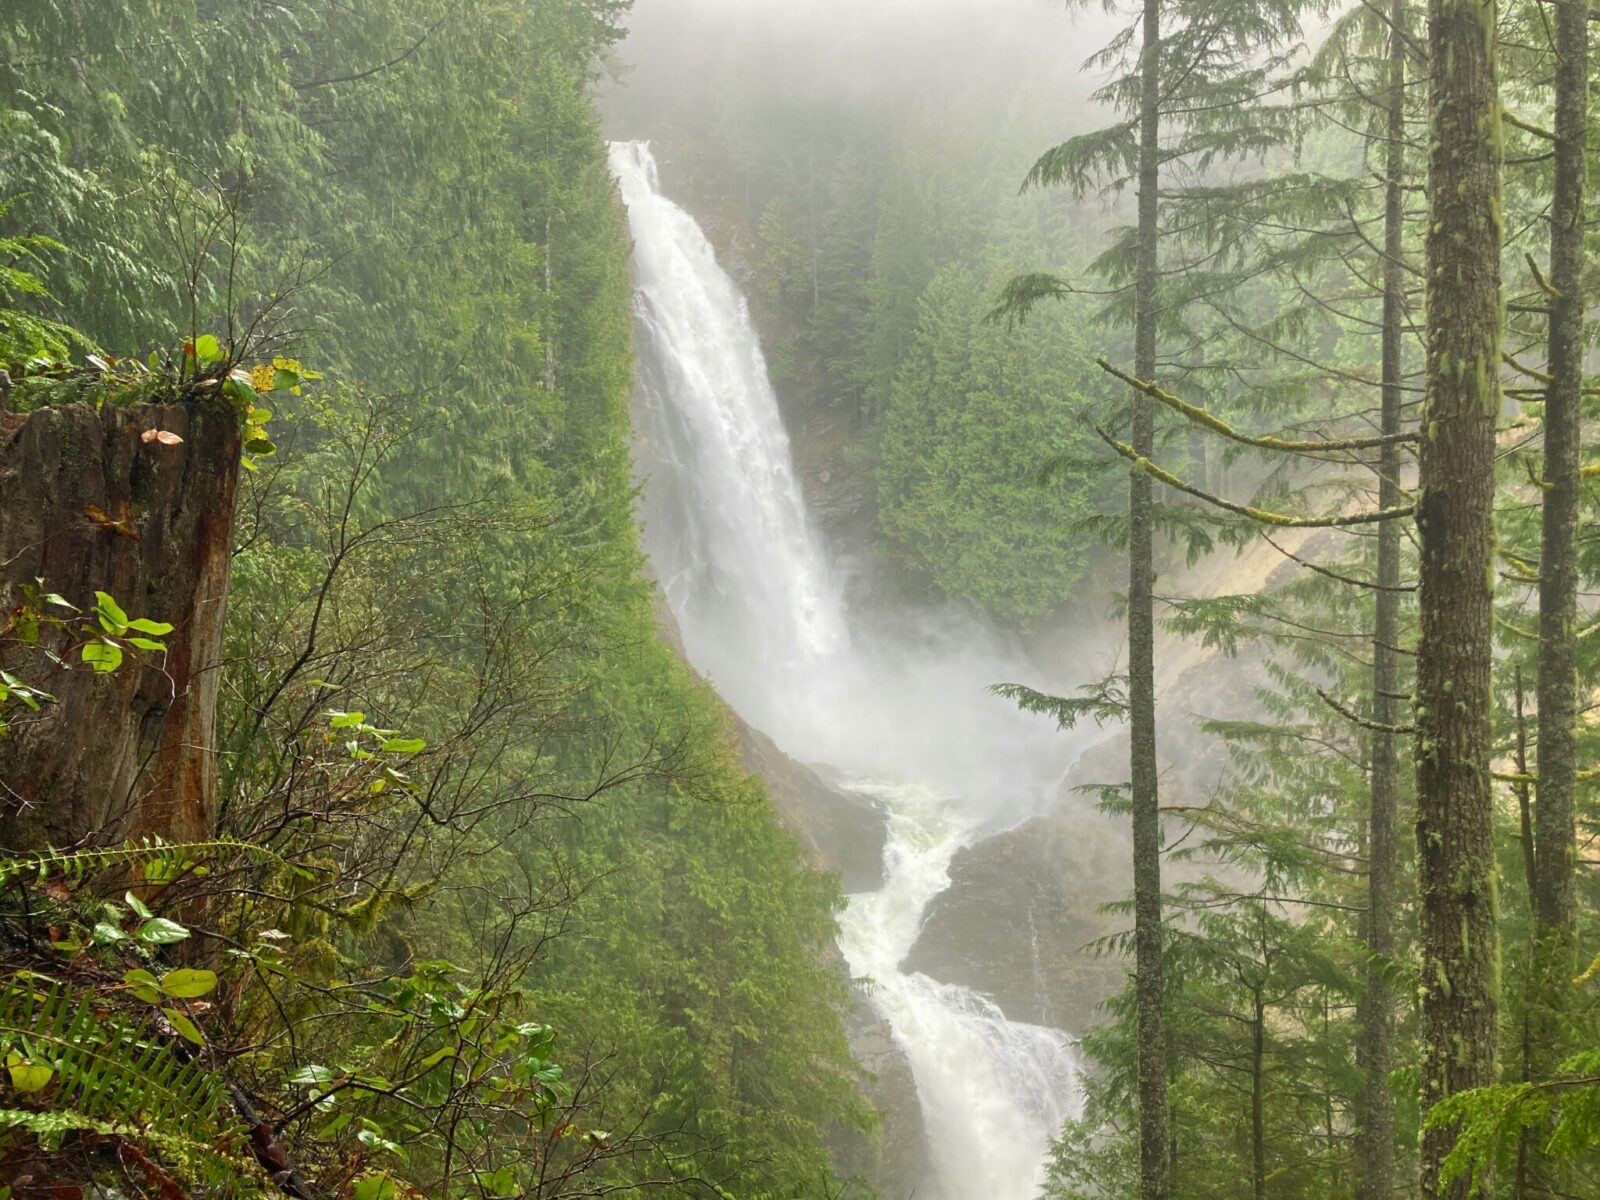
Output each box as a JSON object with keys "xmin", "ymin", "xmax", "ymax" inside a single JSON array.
[{"xmin": 611, "ymin": 140, "xmax": 1085, "ymax": 1200}]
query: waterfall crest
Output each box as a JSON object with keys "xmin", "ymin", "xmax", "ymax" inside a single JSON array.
[{"xmin": 612, "ymin": 140, "xmax": 1084, "ymax": 1200}]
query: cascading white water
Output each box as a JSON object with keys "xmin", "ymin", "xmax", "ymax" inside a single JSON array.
[{"xmin": 612, "ymin": 140, "xmax": 1085, "ymax": 1200}]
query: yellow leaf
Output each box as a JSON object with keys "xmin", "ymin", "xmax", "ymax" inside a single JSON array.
[{"xmin": 7, "ymin": 1059, "xmax": 52, "ymax": 1094}]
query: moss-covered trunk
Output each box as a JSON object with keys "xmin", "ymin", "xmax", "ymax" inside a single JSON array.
[
  {"xmin": 0, "ymin": 397, "xmax": 239, "ymax": 850},
  {"xmin": 1415, "ymin": 1, "xmax": 1502, "ymax": 1194},
  {"xmin": 1354, "ymin": 5, "xmax": 1407, "ymax": 1194},
  {"xmin": 1525, "ymin": 1, "xmax": 1586, "ymax": 1191}
]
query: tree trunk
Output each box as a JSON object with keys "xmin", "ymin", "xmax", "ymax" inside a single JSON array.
[
  {"xmin": 1354, "ymin": 6, "xmax": 1406, "ymax": 1195},
  {"xmin": 0, "ymin": 397, "xmax": 240, "ymax": 851},
  {"xmin": 1131, "ymin": 3, "xmax": 1171, "ymax": 1198},
  {"xmin": 1252, "ymin": 984, "xmax": 1266, "ymax": 1200},
  {"xmin": 1513, "ymin": 668, "xmax": 1536, "ymax": 1199},
  {"xmin": 1532, "ymin": 6, "xmax": 1587, "ymax": 940},
  {"xmin": 1527, "ymin": 4, "xmax": 1586, "ymax": 1191},
  {"xmin": 1532, "ymin": 0, "xmax": 1584, "ymax": 980},
  {"xmin": 1415, "ymin": 1, "xmax": 1502, "ymax": 1195}
]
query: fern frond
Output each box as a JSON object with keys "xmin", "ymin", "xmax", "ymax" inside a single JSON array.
[
  {"xmin": 0, "ymin": 980, "xmax": 233, "ymax": 1125},
  {"xmin": 0, "ymin": 981, "xmax": 257, "ymax": 1186},
  {"xmin": 0, "ymin": 837, "xmax": 274, "ymax": 887}
]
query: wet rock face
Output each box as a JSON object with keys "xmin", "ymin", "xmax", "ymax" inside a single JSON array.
[
  {"xmin": 831, "ymin": 992, "xmax": 935, "ymax": 1199},
  {"xmin": 902, "ymin": 801, "xmax": 1130, "ymax": 1035},
  {"xmin": 0, "ymin": 398, "xmax": 240, "ymax": 851},
  {"xmin": 732, "ymin": 718, "xmax": 887, "ymax": 894},
  {"xmin": 903, "ymin": 636, "xmax": 1272, "ymax": 1037}
]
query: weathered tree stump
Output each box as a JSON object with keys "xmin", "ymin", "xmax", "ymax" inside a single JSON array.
[{"xmin": 0, "ymin": 396, "xmax": 240, "ymax": 851}]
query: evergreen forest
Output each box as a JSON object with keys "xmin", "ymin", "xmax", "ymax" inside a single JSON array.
[{"xmin": 0, "ymin": 2, "xmax": 1598, "ymax": 1200}]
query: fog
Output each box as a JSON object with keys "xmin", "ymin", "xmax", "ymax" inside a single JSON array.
[{"xmin": 605, "ymin": 0, "xmax": 1126, "ymax": 144}]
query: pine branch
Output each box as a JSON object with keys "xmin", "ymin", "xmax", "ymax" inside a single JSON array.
[
  {"xmin": 987, "ymin": 273, "xmax": 1078, "ymax": 329},
  {"xmin": 292, "ymin": 14, "xmax": 450, "ymax": 90},
  {"xmin": 990, "ymin": 677, "xmax": 1129, "ymax": 730},
  {"xmin": 1502, "ymin": 108, "xmax": 1556, "ymax": 141},
  {"xmin": 1502, "ymin": 349, "xmax": 1554, "ymax": 383},
  {"xmin": 1261, "ymin": 531, "xmax": 1417, "ymax": 593},
  {"xmin": 1093, "ymin": 427, "xmax": 1416, "ymax": 528},
  {"xmin": 1096, "ymin": 359, "xmax": 1419, "ymax": 452},
  {"xmin": 1314, "ymin": 688, "xmax": 1416, "ymax": 734}
]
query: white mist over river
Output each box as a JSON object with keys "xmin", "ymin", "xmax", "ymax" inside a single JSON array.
[{"xmin": 611, "ymin": 140, "xmax": 1086, "ymax": 1199}]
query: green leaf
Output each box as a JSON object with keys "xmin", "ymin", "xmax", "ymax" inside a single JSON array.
[
  {"xmin": 380, "ymin": 738, "xmax": 426, "ymax": 754},
  {"xmin": 91, "ymin": 922, "xmax": 128, "ymax": 944},
  {"xmin": 123, "ymin": 968, "xmax": 163, "ymax": 1004},
  {"xmin": 193, "ymin": 334, "xmax": 223, "ymax": 366},
  {"xmin": 289, "ymin": 1065, "xmax": 335, "ymax": 1086},
  {"xmin": 162, "ymin": 1008, "xmax": 205, "ymax": 1045},
  {"xmin": 93, "ymin": 591, "xmax": 128, "ymax": 631},
  {"xmin": 159, "ymin": 969, "xmax": 217, "ymax": 998},
  {"xmin": 125, "ymin": 618, "xmax": 174, "ymax": 636},
  {"xmin": 326, "ymin": 711, "xmax": 366, "ymax": 729},
  {"xmin": 127, "ymin": 637, "xmax": 168, "ymax": 653},
  {"xmin": 356, "ymin": 1128, "xmax": 405, "ymax": 1159},
  {"xmin": 123, "ymin": 892, "xmax": 153, "ymax": 920},
  {"xmin": 417, "ymin": 1046, "xmax": 457, "ymax": 1070},
  {"xmin": 481, "ymin": 1165, "xmax": 519, "ymax": 1197},
  {"xmin": 81, "ymin": 640, "xmax": 123, "ymax": 673},
  {"xmin": 352, "ymin": 1174, "xmax": 396, "ymax": 1200},
  {"xmin": 0, "ymin": 671, "xmax": 48, "ymax": 711},
  {"xmin": 136, "ymin": 918, "xmax": 190, "ymax": 945}
]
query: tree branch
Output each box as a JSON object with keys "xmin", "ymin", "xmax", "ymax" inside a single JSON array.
[
  {"xmin": 1094, "ymin": 427, "xmax": 1416, "ymax": 528},
  {"xmin": 293, "ymin": 15, "xmax": 449, "ymax": 90},
  {"xmin": 1097, "ymin": 358, "xmax": 1420, "ymax": 452}
]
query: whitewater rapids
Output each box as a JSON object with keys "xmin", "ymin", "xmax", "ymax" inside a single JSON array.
[{"xmin": 611, "ymin": 139, "xmax": 1084, "ymax": 1200}]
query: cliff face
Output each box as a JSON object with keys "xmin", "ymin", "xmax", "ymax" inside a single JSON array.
[{"xmin": 0, "ymin": 396, "xmax": 240, "ymax": 850}]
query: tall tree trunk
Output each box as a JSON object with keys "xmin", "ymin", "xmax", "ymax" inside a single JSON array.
[
  {"xmin": 1131, "ymin": 3, "xmax": 1170, "ymax": 1198},
  {"xmin": 1416, "ymin": 1, "xmax": 1502, "ymax": 1196},
  {"xmin": 1528, "ymin": 2, "xmax": 1586, "ymax": 1191},
  {"xmin": 543, "ymin": 210, "xmax": 558, "ymax": 393},
  {"xmin": 1354, "ymin": 6, "xmax": 1406, "ymax": 1195},
  {"xmin": 1513, "ymin": 668, "xmax": 1537, "ymax": 1199},
  {"xmin": 1532, "ymin": 0, "xmax": 1585, "ymax": 986},
  {"xmin": 1251, "ymin": 984, "xmax": 1266, "ymax": 1200}
]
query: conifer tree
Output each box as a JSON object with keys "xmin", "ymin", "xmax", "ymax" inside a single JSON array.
[
  {"xmin": 1413, "ymin": 2, "xmax": 1503, "ymax": 1196},
  {"xmin": 1530, "ymin": 0, "xmax": 1585, "ymax": 1041},
  {"xmin": 1354, "ymin": 4, "xmax": 1412, "ymax": 1194},
  {"xmin": 1008, "ymin": 5, "xmax": 1328, "ymax": 1195}
]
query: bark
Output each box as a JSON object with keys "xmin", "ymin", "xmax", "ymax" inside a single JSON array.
[
  {"xmin": 1513, "ymin": 669, "xmax": 1536, "ymax": 1199},
  {"xmin": 1415, "ymin": 2, "xmax": 1502, "ymax": 1196},
  {"xmin": 1528, "ymin": 4, "xmax": 1585, "ymax": 1191},
  {"xmin": 1354, "ymin": 7, "xmax": 1406, "ymax": 1196},
  {"xmin": 1131, "ymin": 3, "xmax": 1170, "ymax": 1198},
  {"xmin": 0, "ymin": 397, "xmax": 240, "ymax": 851},
  {"xmin": 1532, "ymin": 0, "xmax": 1584, "ymax": 969},
  {"xmin": 1251, "ymin": 985, "xmax": 1266, "ymax": 1200}
]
